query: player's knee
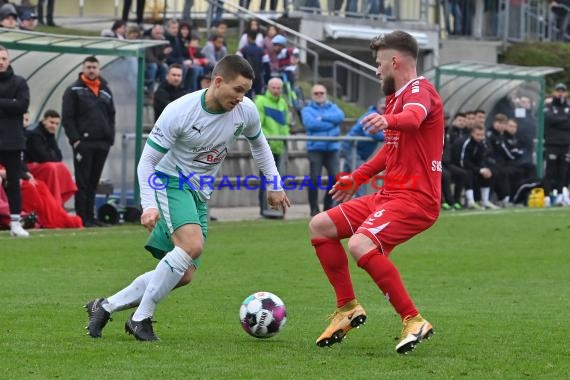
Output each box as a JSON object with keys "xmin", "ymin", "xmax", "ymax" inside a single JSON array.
[
  {"xmin": 347, "ymin": 234, "xmax": 376, "ymax": 261},
  {"xmin": 308, "ymin": 212, "xmax": 336, "ymax": 239},
  {"xmin": 180, "ymin": 241, "xmax": 203, "ymax": 260}
]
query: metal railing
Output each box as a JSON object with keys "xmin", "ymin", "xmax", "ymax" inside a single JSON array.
[
  {"xmin": 332, "ymin": 60, "xmax": 380, "ymax": 101},
  {"xmin": 120, "ymin": 132, "xmax": 377, "ymax": 206}
]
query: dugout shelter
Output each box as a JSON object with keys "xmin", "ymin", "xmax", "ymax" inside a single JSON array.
[
  {"xmin": 0, "ymin": 28, "xmax": 168, "ymax": 204},
  {"xmin": 431, "ymin": 61, "xmax": 563, "ymax": 176}
]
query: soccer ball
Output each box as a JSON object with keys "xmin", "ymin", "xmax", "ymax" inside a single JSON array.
[{"xmin": 239, "ymin": 291, "xmax": 287, "ymax": 339}]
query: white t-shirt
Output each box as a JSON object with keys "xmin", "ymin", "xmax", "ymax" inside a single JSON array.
[{"xmin": 143, "ymin": 89, "xmax": 281, "ymax": 205}]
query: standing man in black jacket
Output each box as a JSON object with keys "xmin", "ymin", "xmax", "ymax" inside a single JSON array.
[
  {"xmin": 544, "ymin": 83, "xmax": 570, "ymax": 205},
  {"xmin": 62, "ymin": 56, "xmax": 115, "ymax": 227},
  {"xmin": 153, "ymin": 63, "xmax": 185, "ymax": 122},
  {"xmin": 0, "ymin": 45, "xmax": 30, "ymax": 237}
]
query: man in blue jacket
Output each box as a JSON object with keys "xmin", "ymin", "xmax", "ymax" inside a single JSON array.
[
  {"xmin": 301, "ymin": 84, "xmax": 345, "ymax": 216},
  {"xmin": 340, "ymin": 98, "xmax": 385, "ymax": 197}
]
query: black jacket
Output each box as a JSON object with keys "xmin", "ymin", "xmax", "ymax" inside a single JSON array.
[
  {"xmin": 153, "ymin": 81, "xmax": 186, "ymax": 122},
  {"xmin": 450, "ymin": 135, "xmax": 487, "ymax": 174},
  {"xmin": 25, "ymin": 122, "xmax": 63, "ymax": 163},
  {"xmin": 0, "ymin": 66, "xmax": 30, "ymax": 151},
  {"xmin": 61, "ymin": 74, "xmax": 115, "ymax": 148},
  {"xmin": 544, "ymin": 97, "xmax": 570, "ymax": 147}
]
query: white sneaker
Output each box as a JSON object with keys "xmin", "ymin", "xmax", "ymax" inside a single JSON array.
[
  {"xmin": 483, "ymin": 202, "xmax": 500, "ymax": 210},
  {"xmin": 10, "ymin": 221, "xmax": 30, "ymax": 238}
]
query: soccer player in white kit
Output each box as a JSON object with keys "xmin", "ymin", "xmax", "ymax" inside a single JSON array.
[{"xmin": 84, "ymin": 55, "xmax": 291, "ymax": 340}]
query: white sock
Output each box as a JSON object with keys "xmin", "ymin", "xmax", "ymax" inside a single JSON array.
[
  {"xmin": 481, "ymin": 187, "xmax": 490, "ymax": 204},
  {"xmin": 466, "ymin": 189, "xmax": 475, "ymax": 205},
  {"xmin": 10, "ymin": 214, "xmax": 20, "ymax": 222},
  {"xmin": 502, "ymin": 196, "xmax": 510, "ymax": 204},
  {"xmin": 132, "ymin": 246, "xmax": 195, "ymax": 321},
  {"xmin": 104, "ymin": 271, "xmax": 154, "ymax": 313}
]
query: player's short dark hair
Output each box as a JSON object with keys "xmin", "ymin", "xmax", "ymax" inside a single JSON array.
[
  {"xmin": 212, "ymin": 55, "xmax": 254, "ymax": 81},
  {"xmin": 83, "ymin": 55, "xmax": 99, "ymax": 64},
  {"xmin": 369, "ymin": 30, "xmax": 418, "ymax": 59},
  {"xmin": 43, "ymin": 109, "xmax": 60, "ymax": 119},
  {"xmin": 475, "ymin": 109, "xmax": 486, "ymax": 115},
  {"xmin": 455, "ymin": 112, "xmax": 466, "ymax": 118}
]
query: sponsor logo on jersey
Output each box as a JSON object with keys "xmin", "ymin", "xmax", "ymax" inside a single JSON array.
[
  {"xmin": 194, "ymin": 147, "xmax": 228, "ymax": 165},
  {"xmin": 234, "ymin": 122, "xmax": 246, "ymax": 137}
]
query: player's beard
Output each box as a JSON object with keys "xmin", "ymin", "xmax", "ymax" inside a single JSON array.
[{"xmin": 381, "ymin": 75, "xmax": 396, "ymax": 96}]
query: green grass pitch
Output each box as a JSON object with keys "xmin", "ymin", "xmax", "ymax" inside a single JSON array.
[{"xmin": 1, "ymin": 208, "xmax": 569, "ymax": 379}]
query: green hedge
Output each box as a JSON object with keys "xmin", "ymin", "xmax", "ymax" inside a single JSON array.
[{"xmin": 500, "ymin": 42, "xmax": 570, "ymax": 90}]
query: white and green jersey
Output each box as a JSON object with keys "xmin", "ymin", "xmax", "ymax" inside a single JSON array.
[{"xmin": 139, "ymin": 89, "xmax": 282, "ymax": 210}]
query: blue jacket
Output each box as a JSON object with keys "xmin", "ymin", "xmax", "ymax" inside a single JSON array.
[
  {"xmin": 340, "ymin": 106, "xmax": 385, "ymax": 161},
  {"xmin": 301, "ymin": 100, "xmax": 345, "ymax": 151}
]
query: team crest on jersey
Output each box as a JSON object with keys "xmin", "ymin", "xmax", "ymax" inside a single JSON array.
[
  {"xmin": 234, "ymin": 122, "xmax": 246, "ymax": 137},
  {"xmin": 194, "ymin": 147, "xmax": 228, "ymax": 165}
]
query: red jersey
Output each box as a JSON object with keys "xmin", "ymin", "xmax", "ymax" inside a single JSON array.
[{"xmin": 353, "ymin": 77, "xmax": 444, "ymax": 214}]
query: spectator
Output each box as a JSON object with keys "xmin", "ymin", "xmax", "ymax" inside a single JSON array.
[
  {"xmin": 101, "ymin": 20, "xmax": 127, "ymax": 39},
  {"xmin": 0, "ymin": 3, "xmax": 18, "ymax": 29},
  {"xmin": 182, "ymin": 0, "xmax": 194, "ymax": 23},
  {"xmin": 238, "ymin": 29, "xmax": 266, "ymax": 98},
  {"xmin": 340, "ymin": 98, "xmax": 385, "ymax": 198},
  {"xmin": 449, "ymin": 112, "xmax": 468, "ymax": 144},
  {"xmin": 126, "ymin": 25, "xmax": 141, "ymax": 40},
  {"xmin": 464, "ymin": 110, "xmax": 476, "ymax": 130},
  {"xmin": 513, "ymin": 95, "xmax": 537, "ymax": 165},
  {"xmin": 198, "ymin": 72, "xmax": 211, "ymax": 89},
  {"xmin": 238, "ymin": 19, "xmax": 265, "ymax": 50},
  {"xmin": 255, "ymin": 77, "xmax": 290, "ymax": 218},
  {"xmin": 301, "ymin": 84, "xmax": 344, "ymax": 216},
  {"xmin": 153, "ymin": 63, "xmax": 185, "ymax": 122},
  {"xmin": 188, "ymin": 34, "xmax": 212, "ymax": 79},
  {"xmin": 271, "ymin": 34, "xmax": 299, "ymax": 88},
  {"xmin": 164, "ymin": 18, "xmax": 197, "ymax": 92},
  {"xmin": 19, "ymin": 10, "xmax": 38, "ymax": 31},
  {"xmin": 486, "ymin": 113, "xmax": 516, "ymax": 206},
  {"xmin": 201, "ymin": 34, "xmax": 227, "ymax": 67},
  {"xmin": 442, "ymin": 113, "xmax": 468, "ymax": 210},
  {"xmin": 144, "ymin": 24, "xmax": 170, "ymax": 95},
  {"xmin": 23, "ymin": 109, "xmax": 31, "ymax": 128},
  {"xmin": 25, "ymin": 109, "xmax": 78, "ymax": 206},
  {"xmin": 497, "ymin": 118, "xmax": 534, "ymax": 206},
  {"xmin": 543, "ymin": 82, "xmax": 570, "ymax": 205},
  {"xmin": 262, "ymin": 24, "xmax": 280, "ymax": 85},
  {"xmin": 122, "ymin": 0, "xmax": 146, "ymax": 25},
  {"xmin": 37, "ymin": 0, "xmax": 56, "ymax": 26},
  {"xmin": 451, "ymin": 124, "xmax": 498, "ymax": 209},
  {"xmin": 208, "ymin": 0, "xmax": 225, "ymax": 28},
  {"xmin": 0, "ymin": 45, "xmax": 30, "ymax": 237},
  {"xmin": 474, "ymin": 109, "xmax": 487, "ymax": 128},
  {"xmin": 209, "ymin": 21, "xmax": 228, "ymax": 46},
  {"xmin": 61, "ymin": 56, "xmax": 116, "ymax": 227}
]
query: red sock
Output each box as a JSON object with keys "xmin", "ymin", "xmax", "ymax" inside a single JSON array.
[
  {"xmin": 311, "ymin": 238, "xmax": 356, "ymax": 308},
  {"xmin": 357, "ymin": 248, "xmax": 417, "ymax": 320}
]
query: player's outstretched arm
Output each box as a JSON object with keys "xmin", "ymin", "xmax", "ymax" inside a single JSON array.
[{"xmin": 137, "ymin": 143, "xmax": 166, "ymax": 231}]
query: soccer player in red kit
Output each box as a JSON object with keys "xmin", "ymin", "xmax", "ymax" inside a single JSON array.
[{"xmin": 309, "ymin": 30, "xmax": 444, "ymax": 354}]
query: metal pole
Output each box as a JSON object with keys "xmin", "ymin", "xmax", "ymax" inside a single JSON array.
[
  {"xmin": 536, "ymin": 78, "xmax": 545, "ymax": 177},
  {"xmin": 134, "ymin": 53, "xmax": 146, "ymax": 205},
  {"xmin": 121, "ymin": 134, "xmax": 128, "ymax": 207}
]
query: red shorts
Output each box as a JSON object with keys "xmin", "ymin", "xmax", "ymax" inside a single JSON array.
[{"xmin": 327, "ymin": 193, "xmax": 438, "ymax": 255}]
